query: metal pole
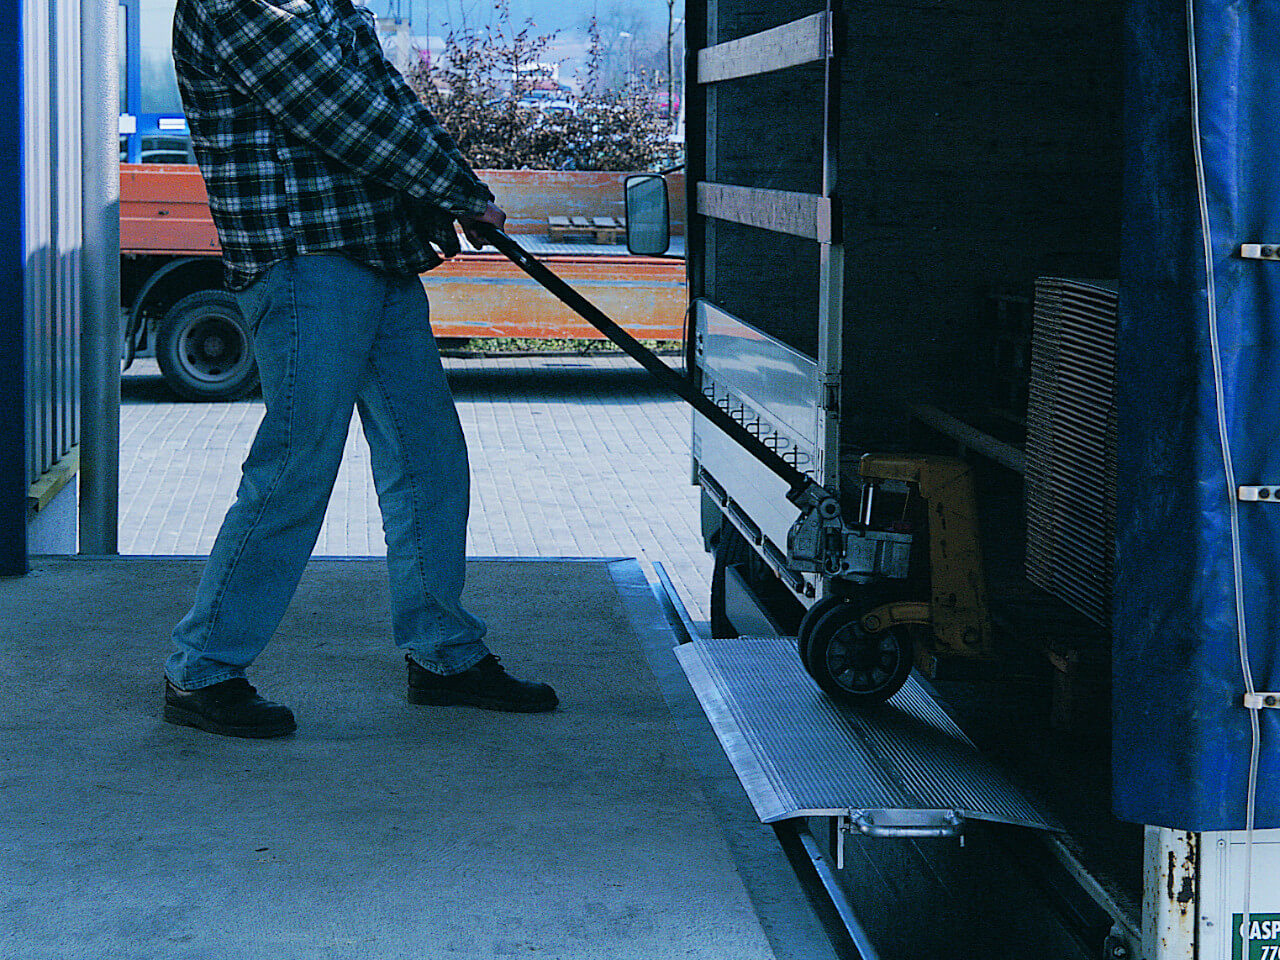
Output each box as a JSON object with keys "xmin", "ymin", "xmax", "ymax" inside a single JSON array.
[
  {"xmin": 79, "ymin": 0, "xmax": 120, "ymax": 554},
  {"xmin": 670, "ymin": 0, "xmax": 680, "ymax": 129}
]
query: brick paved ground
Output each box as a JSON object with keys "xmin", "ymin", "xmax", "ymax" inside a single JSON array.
[{"xmin": 120, "ymin": 355, "xmax": 713, "ymax": 621}]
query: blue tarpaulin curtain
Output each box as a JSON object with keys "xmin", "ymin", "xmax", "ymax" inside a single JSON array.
[{"xmin": 1115, "ymin": 0, "xmax": 1280, "ymax": 830}]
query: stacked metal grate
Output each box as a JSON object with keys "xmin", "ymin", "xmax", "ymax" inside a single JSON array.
[{"xmin": 1024, "ymin": 278, "xmax": 1119, "ymax": 626}]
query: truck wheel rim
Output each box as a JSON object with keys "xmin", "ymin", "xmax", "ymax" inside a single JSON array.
[
  {"xmin": 825, "ymin": 625, "xmax": 902, "ymax": 693},
  {"xmin": 178, "ymin": 313, "xmax": 253, "ymax": 385}
]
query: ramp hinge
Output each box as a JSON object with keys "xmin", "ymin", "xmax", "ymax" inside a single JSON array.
[
  {"xmin": 1237, "ymin": 486, "xmax": 1280, "ymax": 501},
  {"xmin": 1244, "ymin": 692, "xmax": 1280, "ymax": 710},
  {"xmin": 1240, "ymin": 244, "xmax": 1280, "ymax": 261}
]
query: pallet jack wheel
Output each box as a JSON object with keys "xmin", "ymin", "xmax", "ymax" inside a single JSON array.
[
  {"xmin": 803, "ymin": 594, "xmax": 915, "ymax": 705},
  {"xmin": 796, "ymin": 597, "xmax": 848, "ymax": 668}
]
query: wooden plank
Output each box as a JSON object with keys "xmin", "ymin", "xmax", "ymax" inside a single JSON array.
[
  {"xmin": 548, "ymin": 215, "xmax": 595, "ymax": 241},
  {"xmin": 27, "ymin": 446, "xmax": 79, "ymax": 513},
  {"xmin": 547, "ymin": 215, "xmax": 574, "ymax": 240},
  {"xmin": 696, "ymin": 181, "xmax": 830, "ymax": 241},
  {"xmin": 696, "ymin": 13, "xmax": 827, "ymax": 85},
  {"xmin": 592, "ymin": 216, "xmax": 623, "ymax": 243}
]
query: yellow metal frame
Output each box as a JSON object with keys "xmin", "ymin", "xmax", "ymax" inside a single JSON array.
[{"xmin": 858, "ymin": 454, "xmax": 993, "ymax": 664}]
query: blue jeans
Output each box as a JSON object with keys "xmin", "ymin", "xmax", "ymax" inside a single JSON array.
[{"xmin": 167, "ymin": 255, "xmax": 488, "ymax": 690}]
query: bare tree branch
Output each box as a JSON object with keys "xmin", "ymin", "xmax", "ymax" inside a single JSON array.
[{"xmin": 409, "ymin": 12, "xmax": 675, "ymax": 170}]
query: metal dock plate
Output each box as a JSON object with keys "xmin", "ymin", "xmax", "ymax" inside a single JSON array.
[{"xmin": 675, "ymin": 636, "xmax": 1057, "ymax": 832}]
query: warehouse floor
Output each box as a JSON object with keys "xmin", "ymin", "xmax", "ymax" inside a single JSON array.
[{"xmin": 1, "ymin": 557, "xmax": 830, "ymax": 960}]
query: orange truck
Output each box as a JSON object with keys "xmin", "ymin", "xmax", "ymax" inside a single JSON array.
[{"xmin": 120, "ymin": 164, "xmax": 687, "ymax": 400}]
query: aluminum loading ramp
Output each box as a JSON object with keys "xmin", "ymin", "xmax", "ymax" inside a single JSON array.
[{"xmin": 676, "ymin": 636, "xmax": 1057, "ymax": 835}]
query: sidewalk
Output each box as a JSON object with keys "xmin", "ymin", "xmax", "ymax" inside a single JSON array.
[{"xmin": 120, "ymin": 355, "xmax": 713, "ymax": 620}]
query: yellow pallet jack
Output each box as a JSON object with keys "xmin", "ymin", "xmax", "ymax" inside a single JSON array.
[
  {"xmin": 479, "ymin": 224, "xmax": 992, "ymax": 706},
  {"xmin": 795, "ymin": 454, "xmax": 993, "ymax": 703}
]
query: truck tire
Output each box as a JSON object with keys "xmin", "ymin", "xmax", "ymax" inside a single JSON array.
[
  {"xmin": 156, "ymin": 290, "xmax": 259, "ymax": 401},
  {"xmin": 710, "ymin": 523, "xmax": 754, "ymax": 638}
]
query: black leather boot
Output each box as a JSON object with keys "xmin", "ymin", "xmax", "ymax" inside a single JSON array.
[
  {"xmin": 407, "ymin": 654, "xmax": 558, "ymax": 713},
  {"xmin": 164, "ymin": 677, "xmax": 297, "ymax": 738}
]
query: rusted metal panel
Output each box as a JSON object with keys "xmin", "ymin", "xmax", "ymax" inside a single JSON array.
[
  {"xmin": 422, "ymin": 255, "xmax": 687, "ymax": 340},
  {"xmin": 119, "ymin": 165, "xmax": 687, "ymax": 254},
  {"xmin": 1143, "ymin": 827, "xmax": 1197, "ymax": 960}
]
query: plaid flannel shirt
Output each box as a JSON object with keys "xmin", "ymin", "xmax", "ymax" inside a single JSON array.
[{"xmin": 173, "ymin": 0, "xmax": 493, "ymax": 289}]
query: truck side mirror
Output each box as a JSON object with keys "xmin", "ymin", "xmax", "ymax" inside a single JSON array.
[{"xmin": 625, "ymin": 174, "xmax": 670, "ymax": 256}]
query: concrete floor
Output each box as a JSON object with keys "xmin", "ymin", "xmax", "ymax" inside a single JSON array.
[{"xmin": 2, "ymin": 557, "xmax": 780, "ymax": 960}]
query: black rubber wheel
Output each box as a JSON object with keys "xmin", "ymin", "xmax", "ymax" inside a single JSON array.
[
  {"xmin": 796, "ymin": 596, "xmax": 847, "ymax": 667},
  {"xmin": 710, "ymin": 523, "xmax": 754, "ymax": 638},
  {"xmin": 156, "ymin": 290, "xmax": 259, "ymax": 401},
  {"xmin": 804, "ymin": 593, "xmax": 915, "ymax": 706},
  {"xmin": 800, "ymin": 581, "xmax": 912, "ymax": 677}
]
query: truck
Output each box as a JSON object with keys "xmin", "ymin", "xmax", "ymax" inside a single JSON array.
[
  {"xmin": 117, "ymin": 0, "xmax": 688, "ymax": 401},
  {"xmin": 120, "ymin": 163, "xmax": 687, "ymax": 400},
  {"xmin": 628, "ymin": 0, "xmax": 1280, "ymax": 957}
]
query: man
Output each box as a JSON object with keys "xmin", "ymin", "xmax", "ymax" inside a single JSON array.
[{"xmin": 162, "ymin": 0, "xmax": 557, "ymax": 738}]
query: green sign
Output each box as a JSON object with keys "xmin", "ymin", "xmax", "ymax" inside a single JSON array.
[{"xmin": 1233, "ymin": 914, "xmax": 1280, "ymax": 960}]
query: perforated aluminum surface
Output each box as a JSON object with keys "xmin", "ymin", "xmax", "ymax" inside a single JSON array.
[{"xmin": 676, "ymin": 636, "xmax": 1057, "ymax": 831}]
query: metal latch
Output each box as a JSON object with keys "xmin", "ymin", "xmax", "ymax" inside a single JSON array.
[
  {"xmin": 1240, "ymin": 244, "xmax": 1280, "ymax": 261},
  {"xmin": 820, "ymin": 376, "xmax": 840, "ymax": 415},
  {"xmin": 1244, "ymin": 692, "xmax": 1280, "ymax": 710},
  {"xmin": 1237, "ymin": 486, "xmax": 1280, "ymax": 501}
]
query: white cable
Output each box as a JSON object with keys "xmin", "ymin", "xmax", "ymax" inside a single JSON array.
[{"xmin": 1185, "ymin": 0, "xmax": 1263, "ymax": 945}]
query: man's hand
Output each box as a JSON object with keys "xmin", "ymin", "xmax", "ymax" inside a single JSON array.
[{"xmin": 459, "ymin": 202, "xmax": 507, "ymax": 249}]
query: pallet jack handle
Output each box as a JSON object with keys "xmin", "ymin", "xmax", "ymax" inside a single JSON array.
[{"xmin": 474, "ymin": 224, "xmax": 831, "ymax": 513}]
